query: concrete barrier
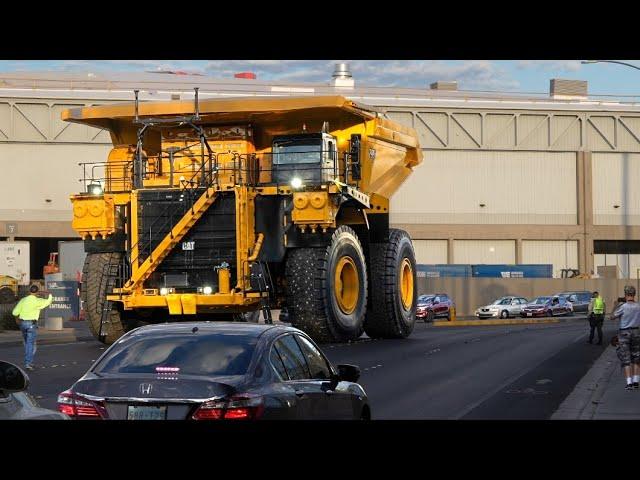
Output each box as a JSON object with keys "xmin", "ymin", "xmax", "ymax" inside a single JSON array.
[{"xmin": 45, "ymin": 316, "xmax": 63, "ymax": 331}]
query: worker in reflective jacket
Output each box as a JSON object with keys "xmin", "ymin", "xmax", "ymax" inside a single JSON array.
[
  {"xmin": 587, "ymin": 291, "xmax": 605, "ymax": 345},
  {"xmin": 12, "ymin": 285, "xmax": 53, "ymax": 370}
]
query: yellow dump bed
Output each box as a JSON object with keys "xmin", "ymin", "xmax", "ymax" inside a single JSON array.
[{"xmin": 63, "ymin": 95, "xmax": 422, "ymax": 198}]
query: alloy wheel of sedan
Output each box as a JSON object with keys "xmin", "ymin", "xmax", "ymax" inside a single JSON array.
[{"xmin": 500, "ymin": 310, "xmax": 509, "ymax": 319}]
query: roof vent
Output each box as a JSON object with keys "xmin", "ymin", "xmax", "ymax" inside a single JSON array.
[
  {"xmin": 430, "ymin": 81, "xmax": 458, "ymax": 91},
  {"xmin": 550, "ymin": 78, "xmax": 588, "ymax": 99},
  {"xmin": 331, "ymin": 62, "xmax": 354, "ymax": 89}
]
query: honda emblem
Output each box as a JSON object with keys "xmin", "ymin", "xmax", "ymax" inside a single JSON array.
[{"xmin": 140, "ymin": 383, "xmax": 153, "ymax": 395}]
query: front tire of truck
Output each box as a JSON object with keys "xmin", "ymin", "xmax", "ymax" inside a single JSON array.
[
  {"xmin": 285, "ymin": 226, "xmax": 368, "ymax": 343},
  {"xmin": 363, "ymin": 229, "xmax": 417, "ymax": 339},
  {"xmin": 82, "ymin": 252, "xmax": 126, "ymax": 344}
]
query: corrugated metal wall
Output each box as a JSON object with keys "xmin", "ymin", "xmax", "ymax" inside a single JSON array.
[
  {"xmin": 413, "ymin": 240, "xmax": 447, "ymax": 264},
  {"xmin": 522, "ymin": 240, "xmax": 578, "ymax": 278},
  {"xmin": 594, "ymin": 253, "xmax": 640, "ymax": 279},
  {"xmin": 453, "ymin": 240, "xmax": 515, "ymax": 264},
  {"xmin": 391, "ymin": 150, "xmax": 577, "ymax": 224},
  {"xmin": 592, "ymin": 153, "xmax": 640, "ymax": 225},
  {"xmin": 0, "ymin": 143, "xmax": 110, "ymax": 222}
]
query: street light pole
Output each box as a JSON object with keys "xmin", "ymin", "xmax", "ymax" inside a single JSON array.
[
  {"xmin": 581, "ymin": 60, "xmax": 640, "ymax": 71},
  {"xmin": 582, "ymin": 59, "xmax": 640, "ymax": 281}
]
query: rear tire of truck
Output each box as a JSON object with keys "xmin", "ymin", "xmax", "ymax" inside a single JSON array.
[
  {"xmin": 363, "ymin": 229, "xmax": 417, "ymax": 339},
  {"xmin": 82, "ymin": 252, "xmax": 126, "ymax": 344},
  {"xmin": 0, "ymin": 287, "xmax": 16, "ymax": 304},
  {"xmin": 285, "ymin": 226, "xmax": 368, "ymax": 343}
]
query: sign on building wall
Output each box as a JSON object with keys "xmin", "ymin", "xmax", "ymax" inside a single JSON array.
[{"xmin": 43, "ymin": 279, "xmax": 80, "ymax": 324}]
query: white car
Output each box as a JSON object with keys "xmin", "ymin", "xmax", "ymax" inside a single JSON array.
[{"xmin": 475, "ymin": 296, "xmax": 529, "ymax": 319}]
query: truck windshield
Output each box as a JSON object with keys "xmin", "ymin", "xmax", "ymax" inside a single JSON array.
[{"xmin": 273, "ymin": 140, "xmax": 322, "ymax": 164}]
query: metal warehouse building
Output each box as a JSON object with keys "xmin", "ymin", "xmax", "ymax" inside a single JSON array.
[{"xmin": 1, "ymin": 65, "xmax": 639, "ymax": 279}]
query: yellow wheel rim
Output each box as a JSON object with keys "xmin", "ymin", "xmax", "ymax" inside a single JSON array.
[
  {"xmin": 400, "ymin": 258, "xmax": 414, "ymax": 310},
  {"xmin": 334, "ymin": 256, "xmax": 359, "ymax": 315}
]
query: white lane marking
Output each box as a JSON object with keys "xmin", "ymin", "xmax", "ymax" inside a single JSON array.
[
  {"xmin": 40, "ymin": 341, "xmax": 90, "ymax": 347},
  {"xmin": 451, "ymin": 341, "xmax": 576, "ymax": 419},
  {"xmin": 536, "ymin": 378, "xmax": 552, "ymax": 385},
  {"xmin": 363, "ymin": 364, "xmax": 383, "ymax": 372},
  {"xmin": 573, "ymin": 332, "xmax": 587, "ymax": 342}
]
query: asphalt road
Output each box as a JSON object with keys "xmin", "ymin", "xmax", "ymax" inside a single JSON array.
[{"xmin": 0, "ymin": 317, "xmax": 615, "ymax": 419}]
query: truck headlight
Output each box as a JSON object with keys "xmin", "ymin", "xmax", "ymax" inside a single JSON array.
[
  {"xmin": 160, "ymin": 287, "xmax": 169, "ymax": 296},
  {"xmin": 88, "ymin": 182, "xmax": 103, "ymax": 195},
  {"xmin": 203, "ymin": 286, "xmax": 213, "ymax": 295},
  {"xmin": 290, "ymin": 177, "xmax": 303, "ymax": 189}
]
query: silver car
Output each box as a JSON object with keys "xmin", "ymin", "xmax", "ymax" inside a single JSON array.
[
  {"xmin": 0, "ymin": 361, "xmax": 68, "ymax": 420},
  {"xmin": 475, "ymin": 296, "xmax": 529, "ymax": 319}
]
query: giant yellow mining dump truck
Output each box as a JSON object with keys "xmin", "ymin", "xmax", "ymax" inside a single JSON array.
[{"xmin": 64, "ymin": 93, "xmax": 422, "ymax": 343}]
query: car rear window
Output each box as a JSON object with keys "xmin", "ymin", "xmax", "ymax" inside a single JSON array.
[{"xmin": 93, "ymin": 333, "xmax": 258, "ymax": 376}]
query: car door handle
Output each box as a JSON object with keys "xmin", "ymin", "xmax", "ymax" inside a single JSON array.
[
  {"xmin": 294, "ymin": 390, "xmax": 305, "ymax": 397},
  {"xmin": 324, "ymin": 390, "xmax": 334, "ymax": 395}
]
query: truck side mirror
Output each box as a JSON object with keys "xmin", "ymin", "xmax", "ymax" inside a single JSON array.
[{"xmin": 350, "ymin": 134, "xmax": 361, "ymax": 181}]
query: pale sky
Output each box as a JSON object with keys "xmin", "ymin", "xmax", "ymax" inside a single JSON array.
[{"xmin": 1, "ymin": 60, "xmax": 639, "ymax": 97}]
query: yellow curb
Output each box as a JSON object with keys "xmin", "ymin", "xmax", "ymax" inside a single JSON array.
[{"xmin": 433, "ymin": 318, "xmax": 561, "ymax": 327}]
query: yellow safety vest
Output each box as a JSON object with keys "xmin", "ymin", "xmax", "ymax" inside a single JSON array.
[{"xmin": 593, "ymin": 297, "xmax": 605, "ymax": 314}]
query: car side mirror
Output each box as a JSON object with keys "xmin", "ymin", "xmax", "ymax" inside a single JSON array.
[
  {"xmin": 337, "ymin": 364, "xmax": 360, "ymax": 383},
  {"xmin": 0, "ymin": 361, "xmax": 29, "ymax": 394}
]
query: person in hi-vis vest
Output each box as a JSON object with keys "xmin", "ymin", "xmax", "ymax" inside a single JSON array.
[
  {"xmin": 12, "ymin": 285, "xmax": 53, "ymax": 370},
  {"xmin": 587, "ymin": 291, "xmax": 605, "ymax": 345}
]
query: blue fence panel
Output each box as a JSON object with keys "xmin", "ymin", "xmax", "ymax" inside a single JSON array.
[
  {"xmin": 417, "ymin": 264, "xmax": 472, "ymax": 278},
  {"xmin": 471, "ymin": 264, "xmax": 553, "ymax": 278}
]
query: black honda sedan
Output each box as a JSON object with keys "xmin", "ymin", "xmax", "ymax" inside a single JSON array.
[{"xmin": 58, "ymin": 323, "xmax": 370, "ymax": 420}]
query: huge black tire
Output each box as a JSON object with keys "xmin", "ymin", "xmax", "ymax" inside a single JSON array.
[
  {"xmin": 364, "ymin": 229, "xmax": 417, "ymax": 339},
  {"xmin": 285, "ymin": 226, "xmax": 368, "ymax": 343},
  {"xmin": 81, "ymin": 252, "xmax": 126, "ymax": 344}
]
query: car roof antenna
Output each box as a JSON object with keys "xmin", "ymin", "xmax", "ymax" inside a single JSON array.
[{"xmin": 192, "ymin": 326, "xmax": 199, "ymax": 333}]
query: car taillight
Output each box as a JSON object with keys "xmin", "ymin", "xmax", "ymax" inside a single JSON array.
[
  {"xmin": 192, "ymin": 394, "xmax": 264, "ymax": 420},
  {"xmin": 57, "ymin": 390, "xmax": 105, "ymax": 419}
]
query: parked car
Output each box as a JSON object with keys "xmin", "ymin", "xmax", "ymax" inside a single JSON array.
[
  {"xmin": 556, "ymin": 291, "xmax": 592, "ymax": 314},
  {"xmin": 520, "ymin": 296, "xmax": 573, "ymax": 317},
  {"xmin": 0, "ymin": 361, "xmax": 68, "ymax": 420},
  {"xmin": 57, "ymin": 323, "xmax": 370, "ymax": 420},
  {"xmin": 475, "ymin": 296, "xmax": 529, "ymax": 319},
  {"xmin": 416, "ymin": 293, "xmax": 454, "ymax": 322}
]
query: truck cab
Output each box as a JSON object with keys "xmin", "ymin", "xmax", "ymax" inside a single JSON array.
[{"xmin": 271, "ymin": 132, "xmax": 338, "ymax": 186}]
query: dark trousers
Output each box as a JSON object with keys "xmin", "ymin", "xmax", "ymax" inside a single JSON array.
[{"xmin": 589, "ymin": 314, "xmax": 604, "ymax": 343}]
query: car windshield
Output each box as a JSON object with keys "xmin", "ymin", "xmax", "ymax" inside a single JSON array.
[
  {"xmin": 418, "ymin": 295, "xmax": 434, "ymax": 302},
  {"xmin": 532, "ymin": 297, "xmax": 550, "ymax": 304},
  {"xmin": 93, "ymin": 333, "xmax": 258, "ymax": 376},
  {"xmin": 491, "ymin": 298, "xmax": 510, "ymax": 305}
]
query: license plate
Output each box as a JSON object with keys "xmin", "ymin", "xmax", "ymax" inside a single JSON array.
[
  {"xmin": 527, "ymin": 313, "xmax": 532, "ymax": 317},
  {"xmin": 127, "ymin": 405, "xmax": 167, "ymax": 420}
]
